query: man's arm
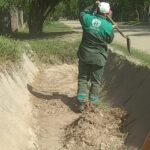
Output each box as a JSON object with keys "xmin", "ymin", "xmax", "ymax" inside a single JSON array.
[
  {"xmin": 79, "ymin": 4, "xmax": 94, "ymax": 23},
  {"xmin": 105, "ymin": 31, "xmax": 114, "ymax": 44},
  {"xmin": 103, "ymin": 22, "xmax": 114, "ymax": 44},
  {"xmin": 84, "ymin": 4, "xmax": 95, "ymax": 14}
]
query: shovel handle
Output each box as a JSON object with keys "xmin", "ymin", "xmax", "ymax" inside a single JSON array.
[
  {"xmin": 107, "ymin": 15, "xmax": 127, "ymax": 39},
  {"xmin": 107, "ymin": 15, "xmax": 131, "ymax": 55}
]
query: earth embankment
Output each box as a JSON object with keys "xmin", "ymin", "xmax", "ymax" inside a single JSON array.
[
  {"xmin": 0, "ymin": 48, "xmax": 150, "ymax": 150},
  {"xmin": 0, "ymin": 52, "xmax": 38, "ymax": 150},
  {"xmin": 102, "ymin": 51, "xmax": 150, "ymax": 148}
]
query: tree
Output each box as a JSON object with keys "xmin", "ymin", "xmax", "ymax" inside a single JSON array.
[
  {"xmin": 143, "ymin": 0, "xmax": 150, "ymax": 22},
  {"xmin": 79, "ymin": 0, "xmax": 94, "ymax": 13},
  {"xmin": 63, "ymin": 0, "xmax": 79, "ymax": 19},
  {"xmin": 0, "ymin": 0, "xmax": 65, "ymax": 34},
  {"xmin": 0, "ymin": 0, "xmax": 27, "ymax": 34},
  {"xmin": 28, "ymin": 0, "xmax": 63, "ymax": 34},
  {"xmin": 111, "ymin": 0, "xmax": 150, "ymax": 22},
  {"xmin": 52, "ymin": 2, "xmax": 66, "ymax": 20},
  {"xmin": 0, "ymin": 0, "xmax": 27, "ymax": 10}
]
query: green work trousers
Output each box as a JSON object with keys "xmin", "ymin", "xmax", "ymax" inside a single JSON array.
[{"xmin": 77, "ymin": 61, "xmax": 104, "ymax": 102}]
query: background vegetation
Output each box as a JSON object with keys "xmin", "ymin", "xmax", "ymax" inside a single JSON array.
[
  {"xmin": 0, "ymin": 0, "xmax": 149, "ymax": 34},
  {"xmin": 26, "ymin": 22, "xmax": 80, "ymax": 64},
  {"xmin": 0, "ymin": 36, "xmax": 21, "ymax": 65},
  {"xmin": 111, "ymin": 43, "xmax": 150, "ymax": 67},
  {"xmin": 9, "ymin": 22, "xmax": 80, "ymax": 64},
  {"xmin": 0, "ymin": 0, "xmax": 150, "ymax": 65}
]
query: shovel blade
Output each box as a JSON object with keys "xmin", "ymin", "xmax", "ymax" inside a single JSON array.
[{"xmin": 127, "ymin": 36, "xmax": 131, "ymax": 55}]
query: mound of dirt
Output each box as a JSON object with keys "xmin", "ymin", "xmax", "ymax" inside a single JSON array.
[{"xmin": 63, "ymin": 106, "xmax": 127, "ymax": 150}]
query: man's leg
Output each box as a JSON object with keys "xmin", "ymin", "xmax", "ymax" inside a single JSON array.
[
  {"xmin": 90, "ymin": 65, "xmax": 104, "ymax": 105},
  {"xmin": 77, "ymin": 61, "xmax": 90, "ymax": 103}
]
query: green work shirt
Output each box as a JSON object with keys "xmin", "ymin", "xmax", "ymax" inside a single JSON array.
[{"xmin": 78, "ymin": 6, "xmax": 114, "ymax": 66}]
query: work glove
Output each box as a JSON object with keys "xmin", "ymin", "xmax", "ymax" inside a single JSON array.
[
  {"xmin": 112, "ymin": 24, "xmax": 117, "ymax": 29},
  {"xmin": 95, "ymin": 0, "xmax": 100, "ymax": 6},
  {"xmin": 93, "ymin": 0, "xmax": 100, "ymax": 14}
]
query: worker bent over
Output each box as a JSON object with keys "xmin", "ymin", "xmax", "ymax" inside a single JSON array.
[{"xmin": 77, "ymin": 2, "xmax": 114, "ymax": 112}]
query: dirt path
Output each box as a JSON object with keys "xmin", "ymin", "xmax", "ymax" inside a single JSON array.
[
  {"xmin": 30, "ymin": 64, "xmax": 79, "ymax": 150},
  {"xmin": 28, "ymin": 63, "xmax": 130, "ymax": 150},
  {"xmin": 61, "ymin": 20, "xmax": 150, "ymax": 53}
]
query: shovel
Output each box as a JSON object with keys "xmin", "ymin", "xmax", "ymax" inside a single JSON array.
[
  {"xmin": 107, "ymin": 15, "xmax": 131, "ymax": 55},
  {"xmin": 142, "ymin": 132, "xmax": 150, "ymax": 150}
]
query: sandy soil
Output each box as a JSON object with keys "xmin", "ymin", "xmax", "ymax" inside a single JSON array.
[
  {"xmin": 29, "ymin": 64, "xmax": 79, "ymax": 150},
  {"xmin": 28, "ymin": 63, "xmax": 128, "ymax": 150}
]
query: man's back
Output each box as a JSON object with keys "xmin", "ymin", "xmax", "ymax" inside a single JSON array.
[{"xmin": 78, "ymin": 7, "xmax": 114, "ymax": 66}]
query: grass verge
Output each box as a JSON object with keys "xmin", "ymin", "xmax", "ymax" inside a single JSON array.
[
  {"xmin": 29, "ymin": 38, "xmax": 80, "ymax": 64},
  {"xmin": 0, "ymin": 36, "xmax": 22, "ymax": 64},
  {"xmin": 43, "ymin": 21, "xmax": 72, "ymax": 33},
  {"xmin": 13, "ymin": 21, "xmax": 80, "ymax": 64},
  {"xmin": 0, "ymin": 21, "xmax": 79, "ymax": 65},
  {"xmin": 111, "ymin": 42, "xmax": 150, "ymax": 67}
]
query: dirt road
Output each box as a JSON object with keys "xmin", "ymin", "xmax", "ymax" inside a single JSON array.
[{"xmin": 61, "ymin": 20, "xmax": 150, "ymax": 53}]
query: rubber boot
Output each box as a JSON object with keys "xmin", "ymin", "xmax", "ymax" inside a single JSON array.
[
  {"xmin": 90, "ymin": 95, "xmax": 99, "ymax": 111},
  {"xmin": 77, "ymin": 93, "xmax": 87, "ymax": 112}
]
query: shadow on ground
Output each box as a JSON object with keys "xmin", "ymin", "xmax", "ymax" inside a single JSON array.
[
  {"xmin": 102, "ymin": 51, "xmax": 150, "ymax": 149},
  {"xmin": 27, "ymin": 84, "xmax": 79, "ymax": 113},
  {"xmin": 11, "ymin": 31, "xmax": 80, "ymax": 40}
]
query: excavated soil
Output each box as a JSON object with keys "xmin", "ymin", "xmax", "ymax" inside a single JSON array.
[
  {"xmin": 29, "ymin": 64, "xmax": 129, "ymax": 150},
  {"xmin": 63, "ymin": 107, "xmax": 127, "ymax": 150}
]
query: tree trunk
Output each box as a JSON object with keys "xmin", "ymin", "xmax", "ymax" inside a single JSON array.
[
  {"xmin": 11, "ymin": 8, "xmax": 19, "ymax": 32},
  {"xmin": 135, "ymin": 8, "xmax": 140, "ymax": 22},
  {"xmin": 28, "ymin": 14, "xmax": 44, "ymax": 34},
  {"xmin": 28, "ymin": 0, "xmax": 62, "ymax": 35},
  {"xmin": 0, "ymin": 10, "xmax": 11, "ymax": 34},
  {"xmin": 28, "ymin": 1, "xmax": 44, "ymax": 34},
  {"xmin": 142, "ymin": 3, "xmax": 150, "ymax": 22},
  {"xmin": 18, "ymin": 9, "xmax": 24, "ymax": 28},
  {"xmin": 148, "ymin": 4, "xmax": 150, "ymax": 23}
]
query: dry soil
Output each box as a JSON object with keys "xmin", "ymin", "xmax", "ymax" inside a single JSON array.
[{"xmin": 29, "ymin": 64, "xmax": 128, "ymax": 150}]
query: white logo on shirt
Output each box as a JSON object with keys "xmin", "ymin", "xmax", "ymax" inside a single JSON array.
[{"xmin": 92, "ymin": 18, "xmax": 101, "ymax": 28}]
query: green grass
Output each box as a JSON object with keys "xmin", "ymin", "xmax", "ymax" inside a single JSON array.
[
  {"xmin": 19, "ymin": 21, "xmax": 72, "ymax": 33},
  {"xmin": 0, "ymin": 36, "xmax": 22, "ymax": 63},
  {"xmin": 1, "ymin": 21, "xmax": 150, "ymax": 67},
  {"xmin": 0, "ymin": 21, "xmax": 79, "ymax": 65},
  {"xmin": 27, "ymin": 21, "xmax": 79, "ymax": 64},
  {"xmin": 43, "ymin": 21, "xmax": 72, "ymax": 33},
  {"xmin": 111, "ymin": 42, "xmax": 150, "ymax": 67},
  {"xmin": 13, "ymin": 21, "xmax": 80, "ymax": 64},
  {"xmin": 29, "ymin": 38, "xmax": 80, "ymax": 64}
]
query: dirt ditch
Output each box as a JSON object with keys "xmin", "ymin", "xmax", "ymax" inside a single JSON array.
[
  {"xmin": 30, "ymin": 51, "xmax": 150, "ymax": 150},
  {"xmin": 63, "ymin": 107, "xmax": 127, "ymax": 150},
  {"xmin": 29, "ymin": 63, "xmax": 129, "ymax": 150},
  {"xmin": 102, "ymin": 51, "xmax": 150, "ymax": 149},
  {"xmin": 0, "ymin": 50, "xmax": 150, "ymax": 150}
]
